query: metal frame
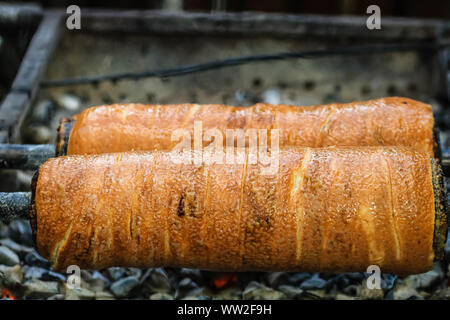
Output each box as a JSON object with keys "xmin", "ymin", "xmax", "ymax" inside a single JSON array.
[{"xmin": 0, "ymin": 10, "xmax": 62, "ymax": 143}]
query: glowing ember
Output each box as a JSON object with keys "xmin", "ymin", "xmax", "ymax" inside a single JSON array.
[
  {"xmin": 213, "ymin": 273, "xmax": 237, "ymax": 289},
  {"xmin": 1, "ymin": 289, "xmax": 17, "ymax": 300}
]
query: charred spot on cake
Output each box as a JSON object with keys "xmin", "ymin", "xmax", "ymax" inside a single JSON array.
[
  {"xmin": 177, "ymin": 191, "xmax": 198, "ymax": 218},
  {"xmin": 177, "ymin": 194, "xmax": 185, "ymax": 217},
  {"xmin": 431, "ymin": 158, "xmax": 449, "ymax": 261},
  {"xmin": 30, "ymin": 167, "xmax": 40, "ymax": 247}
]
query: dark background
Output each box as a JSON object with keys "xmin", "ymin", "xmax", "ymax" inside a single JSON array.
[{"xmin": 11, "ymin": 0, "xmax": 450, "ymax": 19}]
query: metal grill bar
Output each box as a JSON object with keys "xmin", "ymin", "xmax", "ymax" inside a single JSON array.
[{"xmin": 40, "ymin": 41, "xmax": 450, "ymax": 88}]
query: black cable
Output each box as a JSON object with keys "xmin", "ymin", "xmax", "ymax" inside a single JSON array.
[{"xmin": 39, "ymin": 41, "xmax": 450, "ymax": 88}]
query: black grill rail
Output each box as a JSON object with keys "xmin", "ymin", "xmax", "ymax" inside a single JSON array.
[{"xmin": 39, "ymin": 41, "xmax": 450, "ymax": 88}]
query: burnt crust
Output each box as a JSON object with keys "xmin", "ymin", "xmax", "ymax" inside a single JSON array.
[
  {"xmin": 432, "ymin": 123, "xmax": 442, "ymax": 161},
  {"xmin": 431, "ymin": 158, "xmax": 448, "ymax": 260},
  {"xmin": 29, "ymin": 167, "xmax": 39, "ymax": 248},
  {"xmin": 56, "ymin": 118, "xmax": 74, "ymax": 156}
]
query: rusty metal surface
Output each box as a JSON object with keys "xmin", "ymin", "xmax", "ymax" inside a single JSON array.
[{"xmin": 80, "ymin": 9, "xmax": 450, "ymax": 40}]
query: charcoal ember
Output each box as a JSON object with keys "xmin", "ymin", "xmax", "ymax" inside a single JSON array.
[
  {"xmin": 278, "ymin": 285, "xmax": 304, "ymax": 299},
  {"xmin": 2, "ymin": 264, "xmax": 23, "ymax": 288},
  {"xmin": 392, "ymin": 281, "xmax": 423, "ymax": 300},
  {"xmin": 24, "ymin": 251, "xmax": 51, "ymax": 268},
  {"xmin": 0, "ymin": 264, "xmax": 12, "ymax": 288},
  {"xmin": 31, "ymin": 100, "xmax": 56, "ymax": 125},
  {"xmin": 0, "ymin": 223, "xmax": 8, "ymax": 239},
  {"xmin": 91, "ymin": 270, "xmax": 110, "ymax": 285},
  {"xmin": 181, "ymin": 294, "xmax": 211, "ymax": 300},
  {"xmin": 419, "ymin": 291, "xmax": 431, "ymax": 299},
  {"xmin": 125, "ymin": 267, "xmax": 142, "ymax": 279},
  {"xmin": 345, "ymin": 272, "xmax": 366, "ymax": 282},
  {"xmin": 141, "ymin": 268, "xmax": 172, "ymax": 293},
  {"xmin": 179, "ymin": 287, "xmax": 205, "ymax": 299},
  {"xmin": 301, "ymin": 290, "xmax": 326, "ymax": 300},
  {"xmin": 61, "ymin": 283, "xmax": 96, "ymax": 300},
  {"xmin": 317, "ymin": 273, "xmax": 339, "ymax": 280},
  {"xmin": 287, "ymin": 272, "xmax": 311, "ymax": 285},
  {"xmin": 198, "ymin": 271, "xmax": 232, "ymax": 286},
  {"xmin": 85, "ymin": 278, "xmax": 105, "ymax": 293},
  {"xmin": 23, "ymin": 126, "xmax": 52, "ymax": 144},
  {"xmin": 403, "ymin": 269, "xmax": 442, "ymax": 291},
  {"xmin": 384, "ymin": 289, "xmax": 394, "ymax": 300},
  {"xmin": 41, "ymin": 270, "xmax": 66, "ymax": 282},
  {"xmin": 81, "ymin": 270, "xmax": 109, "ymax": 292},
  {"xmin": 0, "ymin": 246, "xmax": 19, "ymax": 266},
  {"xmin": 180, "ymin": 268, "xmax": 202, "ymax": 282},
  {"xmin": 299, "ymin": 274, "xmax": 329, "ymax": 290},
  {"xmin": 110, "ymin": 276, "xmax": 139, "ymax": 298},
  {"xmin": 330, "ymin": 274, "xmax": 351, "ymax": 289},
  {"xmin": 149, "ymin": 292, "xmax": 174, "ymax": 300},
  {"xmin": 230, "ymin": 272, "xmax": 261, "ymax": 285},
  {"xmin": 55, "ymin": 93, "xmax": 81, "ymax": 111},
  {"xmin": 196, "ymin": 296, "xmax": 214, "ymax": 300},
  {"xmin": 16, "ymin": 171, "xmax": 33, "ymax": 189},
  {"xmin": 335, "ymin": 293, "xmax": 357, "ymax": 300},
  {"xmin": 213, "ymin": 287, "xmax": 242, "ymax": 300},
  {"xmin": 23, "ymin": 279, "xmax": 59, "ymax": 299},
  {"xmin": 341, "ymin": 284, "xmax": 360, "ymax": 296},
  {"xmin": 357, "ymin": 285, "xmax": 385, "ymax": 300},
  {"xmin": 175, "ymin": 277, "xmax": 199, "ymax": 298},
  {"xmin": 262, "ymin": 88, "xmax": 281, "ymax": 104},
  {"xmin": 0, "ymin": 264, "xmax": 11, "ymax": 277},
  {"xmin": 95, "ymin": 291, "xmax": 115, "ymax": 300},
  {"xmin": 234, "ymin": 90, "xmax": 253, "ymax": 104},
  {"xmin": 242, "ymin": 281, "xmax": 286, "ymax": 300},
  {"xmin": 23, "ymin": 266, "xmax": 48, "ymax": 280},
  {"xmin": 80, "ymin": 270, "xmax": 94, "ymax": 281},
  {"xmin": 7, "ymin": 219, "xmax": 33, "ymax": 246},
  {"xmin": 178, "ymin": 277, "xmax": 198, "ymax": 290},
  {"xmin": 106, "ymin": 267, "xmax": 126, "ymax": 281},
  {"xmin": 381, "ymin": 274, "xmax": 397, "ymax": 290},
  {"xmin": 62, "ymin": 288, "xmax": 79, "ymax": 300},
  {"xmin": 428, "ymin": 287, "xmax": 450, "ymax": 300},
  {"xmin": 0, "ymin": 238, "xmax": 33, "ymax": 258},
  {"xmin": 266, "ymin": 272, "xmax": 289, "ymax": 289}
]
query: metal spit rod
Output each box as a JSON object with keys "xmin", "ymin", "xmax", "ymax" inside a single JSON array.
[
  {"xmin": 1, "ymin": 189, "xmax": 450, "ymax": 224},
  {"xmin": 2, "ymin": 143, "xmax": 450, "ymax": 175},
  {"xmin": 0, "ymin": 144, "xmax": 55, "ymax": 170},
  {"xmin": 0, "ymin": 192, "xmax": 31, "ymax": 222}
]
